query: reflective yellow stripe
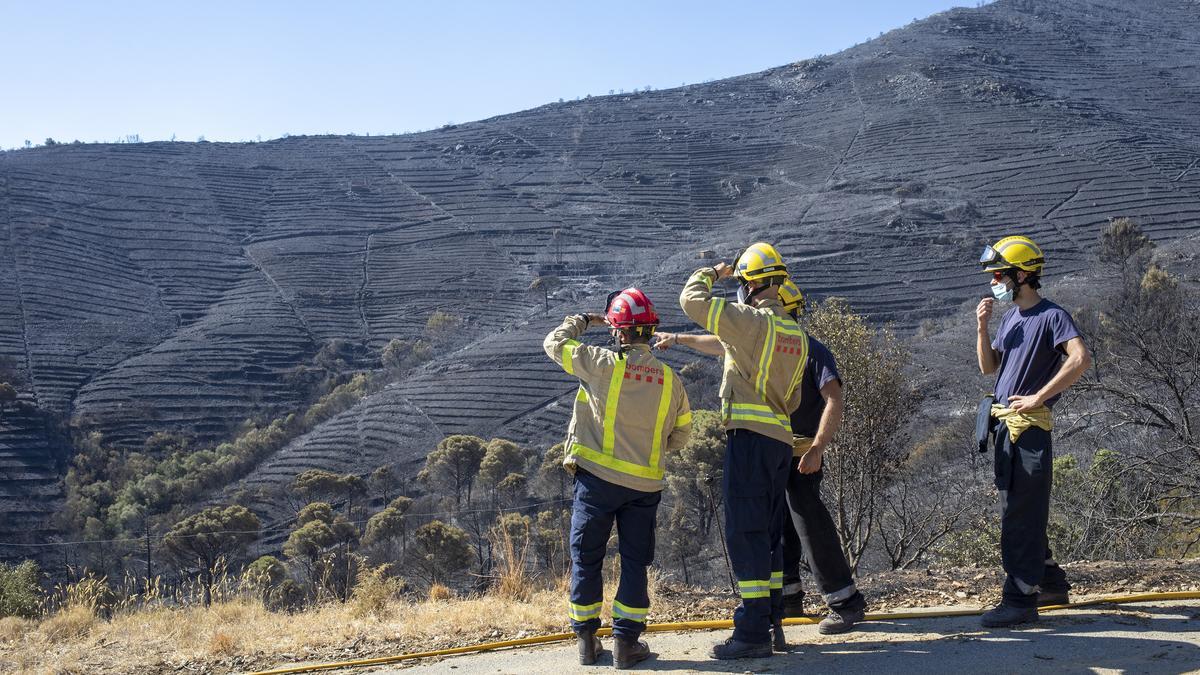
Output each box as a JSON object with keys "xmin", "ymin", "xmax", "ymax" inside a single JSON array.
[
  {"xmin": 648, "ymin": 366, "xmax": 673, "ymax": 472},
  {"xmin": 612, "ymin": 600, "xmax": 649, "ymax": 623},
  {"xmin": 730, "ymin": 402, "xmax": 774, "ymax": 414},
  {"xmin": 770, "ymin": 571, "xmax": 784, "ymax": 590},
  {"xmin": 728, "ymin": 403, "xmax": 791, "ymax": 431},
  {"xmin": 786, "ymin": 328, "xmax": 810, "ymax": 401},
  {"xmin": 706, "ymin": 297, "xmax": 724, "ymax": 335},
  {"xmin": 738, "ymin": 580, "xmax": 771, "ymax": 599},
  {"xmin": 773, "ymin": 317, "xmax": 806, "ymax": 336},
  {"xmin": 755, "ymin": 318, "xmax": 776, "ymax": 399},
  {"xmin": 674, "ymin": 411, "xmax": 692, "ymax": 427},
  {"xmin": 570, "ymin": 443, "xmax": 664, "ymax": 480},
  {"xmin": 576, "ymin": 388, "xmax": 589, "ymax": 403},
  {"xmin": 602, "ymin": 359, "xmax": 626, "ymax": 453},
  {"xmin": 562, "ymin": 339, "xmax": 580, "ymax": 375},
  {"xmin": 568, "ymin": 600, "xmax": 603, "ymax": 621}
]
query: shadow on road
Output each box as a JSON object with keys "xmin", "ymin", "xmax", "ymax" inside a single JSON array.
[{"xmin": 639, "ymin": 604, "xmax": 1199, "ymax": 674}]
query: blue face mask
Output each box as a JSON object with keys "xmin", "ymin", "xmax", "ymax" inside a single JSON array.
[{"xmin": 991, "ymin": 282, "xmax": 1014, "ymax": 302}]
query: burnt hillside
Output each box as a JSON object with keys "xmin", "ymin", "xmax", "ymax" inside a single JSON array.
[{"xmin": 3, "ymin": 0, "xmax": 1200, "ymax": 552}]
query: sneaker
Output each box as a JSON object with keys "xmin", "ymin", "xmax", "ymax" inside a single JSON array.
[
  {"xmin": 981, "ymin": 604, "xmax": 1038, "ymax": 628},
  {"xmin": 613, "ymin": 635, "xmax": 650, "ymax": 669},
  {"xmin": 772, "ymin": 619, "xmax": 788, "ymax": 652},
  {"xmin": 1037, "ymin": 590, "xmax": 1070, "ymax": 607},
  {"xmin": 818, "ymin": 605, "xmax": 865, "ymax": 635},
  {"xmin": 783, "ymin": 591, "xmax": 806, "ymax": 618},
  {"xmin": 710, "ymin": 637, "xmax": 772, "ymax": 660},
  {"xmin": 577, "ymin": 629, "xmax": 603, "ymax": 665}
]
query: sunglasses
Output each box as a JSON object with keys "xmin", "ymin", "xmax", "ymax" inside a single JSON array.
[{"xmin": 992, "ymin": 271, "xmax": 1005, "ymax": 281}]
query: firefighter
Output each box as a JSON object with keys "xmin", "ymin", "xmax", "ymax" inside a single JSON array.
[
  {"xmin": 544, "ymin": 288, "xmax": 692, "ymax": 669},
  {"xmin": 773, "ymin": 280, "xmax": 866, "ymax": 636},
  {"xmin": 976, "ymin": 236, "xmax": 1091, "ymax": 627},
  {"xmin": 657, "ymin": 280, "xmax": 866, "ymax": 649},
  {"xmin": 678, "ymin": 243, "xmax": 808, "ymax": 660}
]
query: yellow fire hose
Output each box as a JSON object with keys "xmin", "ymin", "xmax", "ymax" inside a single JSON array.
[{"xmin": 250, "ymin": 590, "xmax": 1200, "ymax": 675}]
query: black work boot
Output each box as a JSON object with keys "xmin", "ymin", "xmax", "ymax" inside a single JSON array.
[
  {"xmin": 772, "ymin": 619, "xmax": 788, "ymax": 652},
  {"xmin": 981, "ymin": 604, "xmax": 1038, "ymax": 628},
  {"xmin": 613, "ymin": 635, "xmax": 651, "ymax": 669},
  {"xmin": 710, "ymin": 637, "xmax": 772, "ymax": 660},
  {"xmin": 819, "ymin": 604, "xmax": 865, "ymax": 635},
  {"xmin": 782, "ymin": 591, "xmax": 806, "ymax": 618},
  {"xmin": 1037, "ymin": 590, "xmax": 1070, "ymax": 607},
  {"xmin": 577, "ymin": 628, "xmax": 603, "ymax": 665}
]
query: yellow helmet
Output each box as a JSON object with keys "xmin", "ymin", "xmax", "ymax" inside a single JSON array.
[
  {"xmin": 778, "ymin": 279, "xmax": 805, "ymax": 316},
  {"xmin": 734, "ymin": 242, "xmax": 788, "ymax": 282},
  {"xmin": 980, "ymin": 235, "xmax": 1045, "ymax": 273}
]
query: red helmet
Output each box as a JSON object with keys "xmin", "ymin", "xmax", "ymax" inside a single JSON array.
[{"xmin": 605, "ymin": 288, "xmax": 660, "ymax": 330}]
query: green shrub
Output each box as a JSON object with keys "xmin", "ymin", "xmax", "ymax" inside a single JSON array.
[
  {"xmin": 424, "ymin": 311, "xmax": 462, "ymax": 342},
  {"xmin": 934, "ymin": 517, "xmax": 1000, "ymax": 568},
  {"xmin": 381, "ymin": 338, "xmax": 432, "ymax": 371},
  {"xmin": 62, "ymin": 371, "xmax": 376, "ymax": 538},
  {"xmin": 0, "ymin": 561, "xmax": 43, "ymax": 619}
]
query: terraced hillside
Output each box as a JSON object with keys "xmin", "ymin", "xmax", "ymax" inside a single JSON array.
[{"xmin": 3, "ymin": 0, "xmax": 1200, "ymax": 553}]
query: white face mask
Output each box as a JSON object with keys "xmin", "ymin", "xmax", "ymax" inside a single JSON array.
[
  {"xmin": 991, "ymin": 282, "xmax": 1014, "ymax": 302},
  {"xmin": 737, "ymin": 284, "xmax": 751, "ymax": 304}
]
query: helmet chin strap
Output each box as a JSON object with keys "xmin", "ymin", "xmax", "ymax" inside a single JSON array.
[
  {"xmin": 609, "ymin": 328, "xmax": 624, "ymax": 351},
  {"xmin": 739, "ymin": 281, "xmax": 774, "ymax": 305},
  {"xmin": 1004, "ymin": 269, "xmax": 1027, "ymax": 299}
]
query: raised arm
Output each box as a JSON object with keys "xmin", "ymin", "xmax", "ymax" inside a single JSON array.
[
  {"xmin": 655, "ymin": 332, "xmax": 724, "ymax": 357},
  {"xmin": 679, "ymin": 262, "xmax": 761, "ymax": 341},
  {"xmin": 544, "ymin": 313, "xmax": 608, "ymax": 381},
  {"xmin": 679, "ymin": 266, "xmax": 725, "ymax": 331},
  {"xmin": 976, "ymin": 298, "xmax": 1000, "ymax": 375}
]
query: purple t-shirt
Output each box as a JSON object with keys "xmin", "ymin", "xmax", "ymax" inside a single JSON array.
[
  {"xmin": 992, "ymin": 299, "xmax": 1081, "ymax": 409},
  {"xmin": 790, "ymin": 336, "xmax": 841, "ymax": 437}
]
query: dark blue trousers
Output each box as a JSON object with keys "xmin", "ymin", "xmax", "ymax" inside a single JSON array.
[
  {"xmin": 569, "ymin": 469, "xmax": 661, "ymax": 640},
  {"xmin": 723, "ymin": 429, "xmax": 792, "ymax": 644},
  {"xmin": 993, "ymin": 424, "xmax": 1071, "ymax": 608},
  {"xmin": 781, "ymin": 460, "xmax": 865, "ymax": 611}
]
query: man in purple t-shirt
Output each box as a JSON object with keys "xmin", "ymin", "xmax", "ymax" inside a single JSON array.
[{"xmin": 975, "ymin": 235, "xmax": 1092, "ymax": 628}]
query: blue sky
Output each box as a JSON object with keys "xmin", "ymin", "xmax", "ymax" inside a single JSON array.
[{"xmin": 0, "ymin": 1, "xmax": 972, "ymax": 149}]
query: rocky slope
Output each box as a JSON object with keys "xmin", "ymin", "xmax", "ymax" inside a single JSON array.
[{"xmin": 2, "ymin": 0, "xmax": 1200, "ymax": 552}]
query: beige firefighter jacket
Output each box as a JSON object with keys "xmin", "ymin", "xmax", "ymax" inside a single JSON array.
[
  {"xmin": 679, "ymin": 267, "xmax": 809, "ymax": 445},
  {"xmin": 544, "ymin": 314, "xmax": 693, "ymax": 492}
]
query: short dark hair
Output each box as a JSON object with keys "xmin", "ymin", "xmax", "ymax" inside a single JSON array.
[{"xmin": 1010, "ymin": 268, "xmax": 1041, "ymax": 290}]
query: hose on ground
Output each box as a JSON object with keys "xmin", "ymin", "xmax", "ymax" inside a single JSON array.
[{"xmin": 249, "ymin": 590, "xmax": 1200, "ymax": 675}]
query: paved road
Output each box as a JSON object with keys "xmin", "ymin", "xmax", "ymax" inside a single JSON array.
[{"xmin": 387, "ymin": 601, "xmax": 1200, "ymax": 674}]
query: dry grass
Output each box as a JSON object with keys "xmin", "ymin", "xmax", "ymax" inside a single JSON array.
[
  {"xmin": 38, "ymin": 605, "xmax": 96, "ymax": 642},
  {"xmin": 0, "ymin": 616, "xmax": 32, "ymax": 644},
  {"xmin": 349, "ymin": 566, "xmax": 405, "ymax": 619},
  {"xmin": 208, "ymin": 631, "xmax": 238, "ymax": 656},
  {"xmin": 427, "ymin": 583, "xmax": 454, "ymax": 601},
  {"xmin": 491, "ymin": 519, "xmax": 535, "ymax": 601},
  {"xmin": 0, "ymin": 590, "xmax": 569, "ymax": 674}
]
